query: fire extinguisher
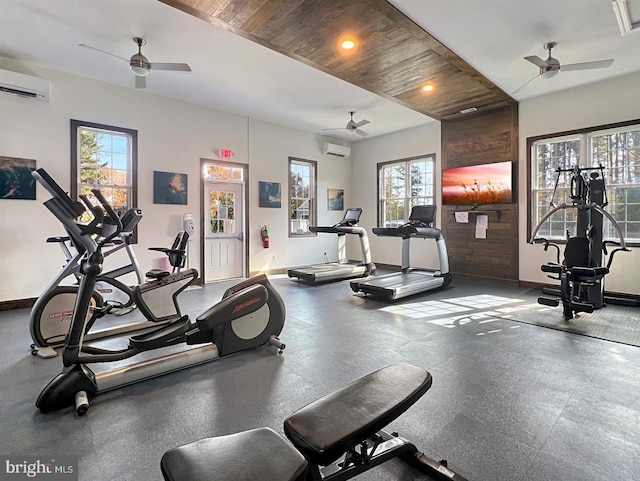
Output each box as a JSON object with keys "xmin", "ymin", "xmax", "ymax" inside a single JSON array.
[{"xmin": 261, "ymin": 225, "xmax": 270, "ymax": 248}]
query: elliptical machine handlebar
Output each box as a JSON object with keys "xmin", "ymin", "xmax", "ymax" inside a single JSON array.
[
  {"xmin": 32, "ymin": 169, "xmax": 85, "ymax": 219},
  {"xmin": 33, "ymin": 169, "xmax": 98, "ymax": 257},
  {"xmin": 91, "ymin": 188, "xmax": 123, "ymax": 249}
]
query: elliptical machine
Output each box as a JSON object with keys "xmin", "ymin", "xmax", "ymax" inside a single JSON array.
[
  {"xmin": 32, "ymin": 168, "xmax": 286, "ymax": 415},
  {"xmin": 530, "ymin": 164, "xmax": 630, "ymax": 319}
]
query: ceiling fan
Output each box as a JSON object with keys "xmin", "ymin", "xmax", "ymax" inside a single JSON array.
[
  {"xmin": 512, "ymin": 42, "xmax": 614, "ymax": 94},
  {"xmin": 78, "ymin": 37, "xmax": 191, "ymax": 89},
  {"xmin": 322, "ymin": 111, "xmax": 370, "ymax": 137}
]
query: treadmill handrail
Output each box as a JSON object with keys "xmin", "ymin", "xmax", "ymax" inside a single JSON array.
[
  {"xmin": 373, "ymin": 225, "xmax": 444, "ymax": 240},
  {"xmin": 310, "ymin": 226, "xmax": 340, "ymax": 234},
  {"xmin": 335, "ymin": 225, "xmax": 368, "ymax": 236}
]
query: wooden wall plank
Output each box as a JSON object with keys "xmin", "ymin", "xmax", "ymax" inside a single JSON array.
[{"xmin": 441, "ymin": 105, "xmax": 519, "ymax": 281}]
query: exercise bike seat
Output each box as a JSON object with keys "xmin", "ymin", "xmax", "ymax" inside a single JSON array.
[
  {"xmin": 144, "ymin": 269, "xmax": 172, "ymax": 279},
  {"xmin": 283, "ymin": 363, "xmax": 432, "ymax": 466},
  {"xmin": 146, "ymin": 232, "xmax": 190, "ymax": 278},
  {"xmin": 46, "ymin": 236, "xmax": 70, "ymax": 243}
]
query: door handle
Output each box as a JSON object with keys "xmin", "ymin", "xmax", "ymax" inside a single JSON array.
[{"xmin": 207, "ymin": 233, "xmax": 243, "ymax": 241}]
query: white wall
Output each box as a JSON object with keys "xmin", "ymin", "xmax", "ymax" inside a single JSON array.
[
  {"xmin": 518, "ymin": 72, "xmax": 640, "ymax": 294},
  {"xmin": 0, "ymin": 59, "xmax": 351, "ymax": 301},
  {"xmin": 248, "ymin": 120, "xmax": 354, "ymax": 272},
  {"xmin": 3, "ymin": 57, "xmax": 638, "ymax": 302},
  {"xmin": 350, "ymin": 123, "xmax": 442, "ymax": 269}
]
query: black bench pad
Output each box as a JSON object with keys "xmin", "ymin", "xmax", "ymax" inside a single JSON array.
[
  {"xmin": 284, "ymin": 363, "xmax": 432, "ymax": 466},
  {"xmin": 161, "ymin": 427, "xmax": 308, "ymax": 481},
  {"xmin": 571, "ymin": 266, "xmax": 608, "ymax": 278},
  {"xmin": 541, "ymin": 263, "xmax": 609, "ymax": 279}
]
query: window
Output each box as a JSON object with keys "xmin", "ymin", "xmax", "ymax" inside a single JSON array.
[
  {"xmin": 289, "ymin": 157, "xmax": 316, "ymax": 236},
  {"xmin": 71, "ymin": 120, "xmax": 137, "ymax": 218},
  {"xmin": 529, "ymin": 120, "xmax": 640, "ymax": 242},
  {"xmin": 378, "ymin": 155, "xmax": 435, "ymax": 227},
  {"xmin": 203, "ymin": 161, "xmax": 245, "ymax": 235}
]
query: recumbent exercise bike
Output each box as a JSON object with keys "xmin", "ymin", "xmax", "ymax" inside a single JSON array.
[{"xmin": 29, "ymin": 205, "xmax": 193, "ymax": 358}]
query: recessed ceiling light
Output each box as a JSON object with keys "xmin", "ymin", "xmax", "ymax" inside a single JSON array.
[
  {"xmin": 341, "ymin": 39, "xmax": 356, "ymax": 50},
  {"xmin": 460, "ymin": 107, "xmax": 478, "ymax": 114},
  {"xmin": 422, "ymin": 84, "xmax": 435, "ymax": 92}
]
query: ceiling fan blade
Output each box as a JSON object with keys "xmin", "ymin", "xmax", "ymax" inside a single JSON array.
[
  {"xmin": 321, "ymin": 128, "xmax": 345, "ymax": 131},
  {"xmin": 78, "ymin": 43, "xmax": 128, "ymax": 62},
  {"xmin": 149, "ymin": 62, "xmax": 192, "ymax": 72},
  {"xmin": 561, "ymin": 59, "xmax": 614, "ymax": 72},
  {"xmin": 135, "ymin": 75, "xmax": 146, "ymax": 89},
  {"xmin": 524, "ymin": 55, "xmax": 549, "ymax": 68},
  {"xmin": 354, "ymin": 119, "xmax": 370, "ymax": 128},
  {"xmin": 356, "ymin": 129, "xmax": 369, "ymax": 137},
  {"xmin": 512, "ymin": 73, "xmax": 541, "ymax": 95}
]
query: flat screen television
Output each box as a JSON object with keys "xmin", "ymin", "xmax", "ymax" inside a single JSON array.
[{"xmin": 442, "ymin": 161, "xmax": 513, "ymax": 205}]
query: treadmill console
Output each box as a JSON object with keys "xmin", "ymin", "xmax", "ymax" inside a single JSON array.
[
  {"xmin": 340, "ymin": 208, "xmax": 363, "ymax": 226},
  {"xmin": 408, "ymin": 205, "xmax": 435, "ymax": 227}
]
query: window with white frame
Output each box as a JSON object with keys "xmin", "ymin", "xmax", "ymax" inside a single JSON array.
[
  {"xmin": 71, "ymin": 120, "xmax": 137, "ymax": 218},
  {"xmin": 529, "ymin": 120, "xmax": 640, "ymax": 242},
  {"xmin": 289, "ymin": 157, "xmax": 316, "ymax": 236},
  {"xmin": 378, "ymin": 154, "xmax": 435, "ymax": 227}
]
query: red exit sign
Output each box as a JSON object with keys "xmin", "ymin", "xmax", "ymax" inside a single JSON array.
[{"xmin": 219, "ymin": 148, "xmax": 233, "ymax": 159}]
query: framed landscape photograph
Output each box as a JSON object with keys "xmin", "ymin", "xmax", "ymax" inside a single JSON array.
[
  {"xmin": 0, "ymin": 156, "xmax": 36, "ymax": 200},
  {"xmin": 259, "ymin": 181, "xmax": 281, "ymax": 208},
  {"xmin": 153, "ymin": 171, "xmax": 188, "ymax": 205},
  {"xmin": 327, "ymin": 188, "xmax": 344, "ymax": 211}
]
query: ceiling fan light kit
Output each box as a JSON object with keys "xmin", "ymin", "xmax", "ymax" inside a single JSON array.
[{"xmin": 130, "ymin": 61, "xmax": 150, "ymax": 76}]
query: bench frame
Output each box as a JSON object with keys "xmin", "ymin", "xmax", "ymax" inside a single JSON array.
[{"xmin": 308, "ymin": 429, "xmax": 464, "ymax": 481}]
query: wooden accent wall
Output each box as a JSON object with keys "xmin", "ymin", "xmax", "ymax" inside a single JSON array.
[{"xmin": 441, "ymin": 104, "xmax": 519, "ymax": 281}]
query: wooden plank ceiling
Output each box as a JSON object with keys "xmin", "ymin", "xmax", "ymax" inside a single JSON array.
[{"xmin": 159, "ymin": 0, "xmax": 516, "ymax": 121}]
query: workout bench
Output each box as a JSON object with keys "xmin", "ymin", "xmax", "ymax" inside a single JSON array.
[{"xmin": 161, "ymin": 363, "xmax": 468, "ymax": 481}]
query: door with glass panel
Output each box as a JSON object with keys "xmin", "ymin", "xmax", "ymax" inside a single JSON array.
[{"xmin": 204, "ymin": 181, "xmax": 244, "ymax": 282}]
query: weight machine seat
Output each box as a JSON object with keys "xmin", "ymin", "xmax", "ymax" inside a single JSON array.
[
  {"xmin": 283, "ymin": 363, "xmax": 432, "ymax": 466},
  {"xmin": 540, "ymin": 236, "xmax": 609, "ymax": 280},
  {"xmin": 161, "ymin": 427, "xmax": 308, "ymax": 481}
]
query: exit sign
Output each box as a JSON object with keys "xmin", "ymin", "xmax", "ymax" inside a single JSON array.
[{"xmin": 218, "ymin": 148, "xmax": 233, "ymax": 159}]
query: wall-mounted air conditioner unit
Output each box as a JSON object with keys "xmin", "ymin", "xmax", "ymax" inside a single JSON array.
[
  {"xmin": 0, "ymin": 69, "xmax": 50, "ymax": 101},
  {"xmin": 321, "ymin": 142, "xmax": 351, "ymax": 158}
]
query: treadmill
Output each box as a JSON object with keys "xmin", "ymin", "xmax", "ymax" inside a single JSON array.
[
  {"xmin": 350, "ymin": 205, "xmax": 452, "ymax": 301},
  {"xmin": 287, "ymin": 208, "xmax": 376, "ymax": 283}
]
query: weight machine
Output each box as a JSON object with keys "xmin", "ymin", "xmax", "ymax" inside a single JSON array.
[{"xmin": 530, "ymin": 164, "xmax": 630, "ymax": 319}]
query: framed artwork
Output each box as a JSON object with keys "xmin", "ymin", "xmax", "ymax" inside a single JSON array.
[
  {"xmin": 259, "ymin": 181, "xmax": 281, "ymax": 208},
  {"xmin": 327, "ymin": 188, "xmax": 344, "ymax": 211},
  {"xmin": 0, "ymin": 156, "xmax": 36, "ymax": 200},
  {"xmin": 153, "ymin": 171, "xmax": 188, "ymax": 205}
]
